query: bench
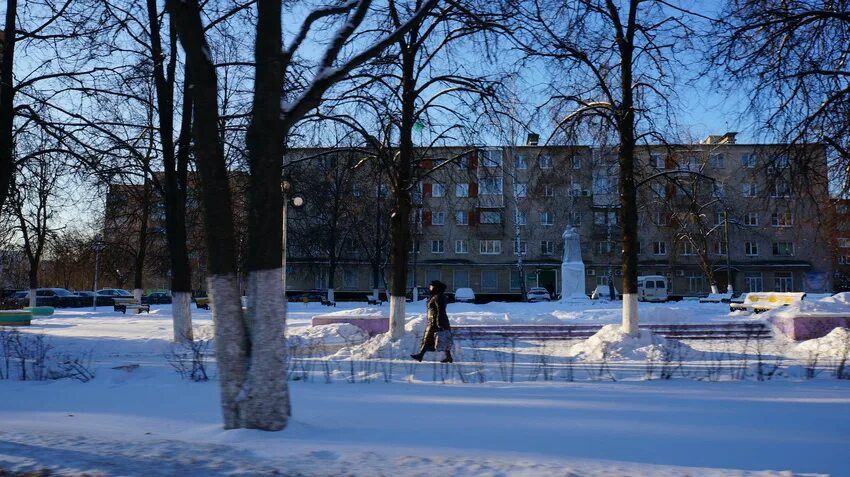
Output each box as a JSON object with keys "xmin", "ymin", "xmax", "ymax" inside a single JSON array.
[
  {"xmin": 729, "ymin": 292, "xmax": 805, "ymax": 313},
  {"xmin": 321, "ymin": 297, "xmax": 336, "ymax": 307},
  {"xmin": 451, "ymin": 323, "xmax": 772, "ymax": 341},
  {"xmin": 24, "ymin": 306, "xmax": 55, "ymax": 316},
  {"xmin": 366, "ymin": 295, "xmax": 383, "ymax": 306},
  {"xmin": 194, "ymin": 297, "xmax": 210, "ymax": 310},
  {"xmin": 0, "ymin": 310, "xmax": 33, "ymax": 326},
  {"xmin": 113, "ymin": 298, "xmax": 150, "ymax": 314},
  {"xmin": 700, "ymin": 292, "xmax": 733, "ymax": 303}
]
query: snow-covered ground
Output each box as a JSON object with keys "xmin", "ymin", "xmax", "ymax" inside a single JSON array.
[{"xmin": 1, "ymin": 299, "xmax": 849, "ymax": 476}]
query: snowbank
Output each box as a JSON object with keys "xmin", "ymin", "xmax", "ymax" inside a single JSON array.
[
  {"xmin": 768, "ymin": 292, "xmax": 850, "ymax": 319},
  {"xmin": 314, "ymin": 307, "xmax": 386, "ymax": 317},
  {"xmin": 330, "ymin": 316, "xmax": 428, "ymax": 360},
  {"xmin": 288, "ymin": 323, "xmax": 369, "ymax": 349},
  {"xmin": 565, "ymin": 324, "xmax": 695, "ymax": 361},
  {"xmin": 793, "ymin": 327, "xmax": 850, "ymax": 359}
]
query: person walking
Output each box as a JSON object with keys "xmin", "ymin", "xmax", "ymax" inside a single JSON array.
[{"xmin": 410, "ymin": 280, "xmax": 453, "ymax": 363}]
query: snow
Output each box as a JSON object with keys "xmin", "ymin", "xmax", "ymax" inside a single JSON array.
[
  {"xmin": 1, "ymin": 301, "xmax": 849, "ymax": 476},
  {"xmin": 794, "ymin": 327, "xmax": 850, "ymax": 359},
  {"xmin": 767, "ymin": 292, "xmax": 850, "ymax": 319},
  {"xmin": 564, "ymin": 324, "xmax": 695, "ymax": 361}
]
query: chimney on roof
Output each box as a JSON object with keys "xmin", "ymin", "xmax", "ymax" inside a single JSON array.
[
  {"xmin": 526, "ymin": 133, "xmax": 540, "ymax": 146},
  {"xmin": 701, "ymin": 132, "xmax": 738, "ymax": 145}
]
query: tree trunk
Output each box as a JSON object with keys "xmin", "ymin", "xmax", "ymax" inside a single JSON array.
[
  {"xmin": 616, "ymin": 1, "xmax": 640, "ymax": 336},
  {"xmin": 166, "ymin": 0, "xmax": 248, "ymax": 429},
  {"xmin": 0, "ymin": 0, "xmax": 17, "ymax": 213},
  {"xmin": 148, "ymin": 0, "xmax": 194, "ymax": 341},
  {"xmin": 132, "ymin": 180, "xmax": 152, "ymax": 303},
  {"xmin": 242, "ymin": 0, "xmax": 289, "ymax": 430}
]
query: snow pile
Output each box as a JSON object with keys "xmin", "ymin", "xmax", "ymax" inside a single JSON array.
[
  {"xmin": 793, "ymin": 327, "xmax": 850, "ymax": 359},
  {"xmin": 330, "ymin": 316, "xmax": 428, "ymax": 360},
  {"xmin": 288, "ymin": 323, "xmax": 369, "ymax": 349},
  {"xmin": 447, "ymin": 311, "xmax": 561, "ymax": 325},
  {"xmin": 768, "ymin": 292, "xmax": 850, "ymax": 319},
  {"xmin": 565, "ymin": 324, "xmax": 695, "ymax": 361},
  {"xmin": 315, "ymin": 307, "xmax": 386, "ymax": 317}
]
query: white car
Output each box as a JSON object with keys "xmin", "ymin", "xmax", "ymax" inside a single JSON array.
[
  {"xmin": 96, "ymin": 288, "xmax": 133, "ymax": 297},
  {"xmin": 591, "ymin": 285, "xmax": 620, "ymax": 300},
  {"xmin": 526, "ymin": 287, "xmax": 551, "ymax": 302},
  {"xmin": 454, "ymin": 287, "xmax": 476, "ymax": 303}
]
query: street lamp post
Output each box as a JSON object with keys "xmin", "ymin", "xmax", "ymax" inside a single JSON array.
[
  {"xmin": 281, "ymin": 178, "xmax": 304, "ymax": 302},
  {"xmin": 724, "ymin": 209, "xmax": 733, "ymax": 293},
  {"xmin": 91, "ymin": 234, "xmax": 105, "ymax": 311}
]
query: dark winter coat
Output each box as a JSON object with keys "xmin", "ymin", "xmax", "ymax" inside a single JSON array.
[{"xmin": 419, "ymin": 292, "xmax": 450, "ymax": 352}]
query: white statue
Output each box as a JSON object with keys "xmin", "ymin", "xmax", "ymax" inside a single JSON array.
[{"xmin": 560, "ymin": 226, "xmax": 590, "ymax": 302}]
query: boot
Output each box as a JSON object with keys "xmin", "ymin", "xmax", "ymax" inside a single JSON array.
[
  {"xmin": 410, "ymin": 352, "xmax": 425, "ymax": 362},
  {"xmin": 440, "ymin": 350, "xmax": 453, "ymax": 363}
]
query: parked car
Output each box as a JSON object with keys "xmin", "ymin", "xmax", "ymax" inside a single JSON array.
[
  {"xmin": 454, "ymin": 287, "xmax": 476, "ymax": 303},
  {"xmin": 143, "ymin": 292, "xmax": 172, "ymax": 304},
  {"xmin": 591, "ymin": 285, "xmax": 620, "ymax": 300},
  {"xmin": 75, "ymin": 291, "xmax": 96, "ymax": 297},
  {"xmin": 526, "ymin": 287, "xmax": 552, "ymax": 302},
  {"xmin": 14, "ymin": 288, "xmax": 82, "ymax": 307},
  {"xmin": 406, "ymin": 286, "xmax": 429, "ymax": 301},
  {"xmin": 96, "ymin": 288, "xmax": 134, "ymax": 298}
]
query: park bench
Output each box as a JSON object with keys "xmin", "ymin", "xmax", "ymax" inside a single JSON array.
[
  {"xmin": 24, "ymin": 306, "xmax": 55, "ymax": 316},
  {"xmin": 729, "ymin": 292, "xmax": 805, "ymax": 313},
  {"xmin": 699, "ymin": 292, "xmax": 733, "ymax": 303},
  {"xmin": 451, "ymin": 323, "xmax": 771, "ymax": 341},
  {"xmin": 366, "ymin": 295, "xmax": 383, "ymax": 306},
  {"xmin": 113, "ymin": 298, "xmax": 150, "ymax": 314},
  {"xmin": 0, "ymin": 310, "xmax": 33, "ymax": 326},
  {"xmin": 194, "ymin": 297, "xmax": 210, "ymax": 310},
  {"xmin": 320, "ymin": 296, "xmax": 336, "ymax": 307}
]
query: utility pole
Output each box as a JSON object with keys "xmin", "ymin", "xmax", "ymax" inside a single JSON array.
[{"xmin": 724, "ymin": 208, "xmax": 733, "ymax": 293}]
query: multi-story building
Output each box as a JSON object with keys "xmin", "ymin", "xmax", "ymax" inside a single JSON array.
[{"xmin": 104, "ymin": 134, "xmax": 834, "ymax": 300}]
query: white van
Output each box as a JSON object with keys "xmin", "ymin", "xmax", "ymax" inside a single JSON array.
[{"xmin": 637, "ymin": 275, "xmax": 668, "ymax": 302}]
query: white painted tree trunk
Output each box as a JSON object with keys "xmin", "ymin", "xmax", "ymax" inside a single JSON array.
[
  {"xmin": 241, "ymin": 268, "xmax": 290, "ymax": 430},
  {"xmin": 389, "ymin": 295, "xmax": 406, "ymax": 338},
  {"xmin": 133, "ymin": 288, "xmax": 144, "ymax": 302},
  {"xmin": 207, "ymin": 273, "xmax": 248, "ymax": 429},
  {"xmin": 621, "ymin": 293, "xmax": 639, "ymax": 336},
  {"xmin": 327, "ymin": 288, "xmax": 335, "ymax": 304},
  {"xmin": 28, "ymin": 288, "xmax": 36, "ymax": 308},
  {"xmin": 711, "ymin": 284, "xmax": 719, "ymax": 294},
  {"xmin": 172, "ymin": 291, "xmax": 193, "ymax": 342}
]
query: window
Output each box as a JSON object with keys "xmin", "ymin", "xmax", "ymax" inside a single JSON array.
[
  {"xmin": 742, "ymin": 182, "xmax": 758, "ymax": 197},
  {"xmin": 432, "ymin": 211, "xmax": 446, "ymax": 225},
  {"xmin": 772, "ymin": 242, "xmax": 794, "ymax": 256},
  {"xmin": 714, "ymin": 211, "xmax": 724, "ymax": 226},
  {"xmin": 742, "ymin": 153, "xmax": 756, "ymax": 168},
  {"xmin": 480, "ymin": 240, "xmax": 502, "ymax": 254},
  {"xmin": 569, "ymin": 211, "xmax": 582, "ymax": 226},
  {"xmin": 455, "ymin": 240, "xmax": 468, "ymax": 254},
  {"xmin": 653, "ymin": 241, "xmax": 667, "ymax": 255},
  {"xmin": 540, "ymin": 211, "xmax": 554, "ymax": 226},
  {"xmin": 515, "ymin": 210, "xmax": 527, "ymax": 226},
  {"xmin": 839, "ymin": 255, "xmax": 850, "ymax": 264},
  {"xmin": 455, "ymin": 211, "xmax": 468, "ymax": 225},
  {"xmin": 346, "ymin": 239, "xmax": 358, "ymax": 253},
  {"xmin": 514, "ymin": 182, "xmax": 528, "ymax": 198},
  {"xmin": 539, "ymin": 155, "xmax": 553, "ymax": 169},
  {"xmin": 714, "ymin": 241, "xmax": 728, "ymax": 255},
  {"xmin": 745, "ymin": 272, "xmax": 763, "ymax": 292},
  {"xmin": 544, "ymin": 184, "xmax": 555, "ymax": 197},
  {"xmin": 431, "ymin": 240, "xmax": 445, "ymax": 254},
  {"xmin": 480, "ymin": 211, "xmax": 501, "ymax": 224},
  {"xmin": 343, "ymin": 269, "xmax": 358, "ymax": 288},
  {"xmin": 594, "ymin": 211, "xmax": 606, "ymax": 225},
  {"xmin": 710, "ymin": 153, "xmax": 725, "ymax": 169},
  {"xmin": 682, "ymin": 242, "xmax": 696, "ymax": 256},
  {"xmin": 352, "ymin": 184, "xmax": 362, "ymax": 197},
  {"xmin": 838, "ymin": 237, "xmax": 850, "ymax": 248},
  {"xmin": 513, "ymin": 154, "xmax": 528, "ymax": 169},
  {"xmin": 636, "ymin": 241, "xmax": 643, "ymax": 255},
  {"xmin": 744, "ymin": 212, "xmax": 759, "ymax": 226},
  {"xmin": 456, "ymin": 155, "xmax": 469, "ymax": 169},
  {"xmin": 771, "ymin": 211, "xmax": 793, "ymax": 227},
  {"xmin": 432, "ymin": 183, "xmax": 444, "ymax": 198},
  {"xmin": 774, "ymin": 154, "xmax": 790, "ymax": 169},
  {"xmin": 650, "ymin": 153, "xmax": 664, "ymax": 169},
  {"xmin": 456, "ymin": 183, "xmax": 469, "ymax": 197},
  {"xmin": 481, "ymin": 270, "xmax": 499, "ymax": 291},
  {"xmin": 408, "ymin": 240, "xmax": 420, "ymax": 253},
  {"xmin": 513, "ymin": 240, "xmax": 527, "ymax": 255},
  {"xmin": 596, "ymin": 271, "xmax": 613, "ymax": 287},
  {"xmin": 595, "ymin": 241, "xmax": 613, "ymax": 254},
  {"xmin": 774, "ymin": 272, "xmax": 794, "ymax": 292},
  {"xmin": 571, "ymin": 156, "xmax": 581, "ymax": 169},
  {"xmin": 481, "ymin": 149, "xmax": 502, "ymax": 167},
  {"xmin": 378, "ymin": 184, "xmax": 388, "ymax": 197},
  {"xmin": 773, "ymin": 180, "xmax": 791, "ymax": 198},
  {"xmin": 712, "ymin": 183, "xmax": 724, "ymax": 198},
  {"xmin": 745, "ymin": 241, "xmax": 759, "ymax": 256},
  {"xmin": 510, "ymin": 271, "xmax": 522, "ymax": 290},
  {"xmin": 651, "ymin": 182, "xmax": 666, "ymax": 197},
  {"xmin": 426, "ymin": 269, "xmax": 442, "ymax": 282},
  {"xmin": 479, "ymin": 177, "xmax": 503, "ymax": 195},
  {"xmin": 453, "ymin": 270, "xmax": 470, "ymax": 289},
  {"xmin": 687, "ymin": 273, "xmax": 706, "ymax": 294},
  {"xmin": 838, "ymin": 204, "xmax": 850, "ymax": 214},
  {"xmin": 653, "ymin": 211, "xmax": 667, "ymax": 226},
  {"xmin": 541, "ymin": 241, "xmax": 554, "ymax": 255}
]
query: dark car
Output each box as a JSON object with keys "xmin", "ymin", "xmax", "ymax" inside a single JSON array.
[
  {"xmin": 15, "ymin": 288, "xmax": 82, "ymax": 307},
  {"xmin": 143, "ymin": 292, "xmax": 172, "ymax": 304}
]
